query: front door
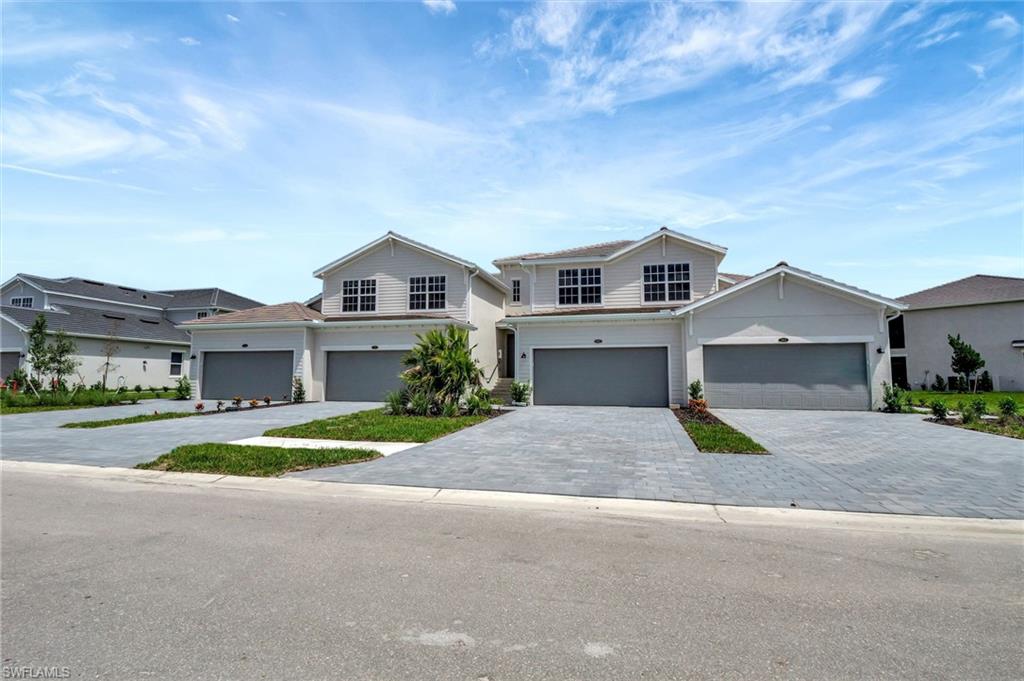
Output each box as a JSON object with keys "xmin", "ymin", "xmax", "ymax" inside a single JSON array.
[{"xmin": 505, "ymin": 334, "xmax": 516, "ymax": 378}]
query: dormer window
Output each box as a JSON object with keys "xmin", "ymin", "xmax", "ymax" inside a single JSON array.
[
  {"xmin": 342, "ymin": 279, "xmax": 377, "ymax": 312},
  {"xmin": 557, "ymin": 268, "xmax": 601, "ymax": 306},
  {"xmin": 409, "ymin": 275, "xmax": 446, "ymax": 311},
  {"xmin": 10, "ymin": 297, "xmax": 33, "ymax": 308},
  {"xmin": 196, "ymin": 311, "xmax": 209, "ymax": 319},
  {"xmin": 643, "ymin": 263, "xmax": 690, "ymax": 303}
]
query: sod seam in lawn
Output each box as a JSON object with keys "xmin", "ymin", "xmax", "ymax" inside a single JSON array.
[
  {"xmin": 263, "ymin": 408, "xmax": 490, "ymax": 443},
  {"xmin": 62, "ymin": 411, "xmax": 196, "ymax": 429},
  {"xmin": 136, "ymin": 443, "xmax": 381, "ymax": 476}
]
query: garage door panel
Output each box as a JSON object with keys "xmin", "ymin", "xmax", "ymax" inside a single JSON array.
[
  {"xmin": 705, "ymin": 344, "xmax": 868, "ymax": 411},
  {"xmin": 326, "ymin": 350, "xmax": 406, "ymax": 402},
  {"xmin": 201, "ymin": 351, "xmax": 293, "ymax": 401},
  {"xmin": 534, "ymin": 347, "xmax": 668, "ymax": 407}
]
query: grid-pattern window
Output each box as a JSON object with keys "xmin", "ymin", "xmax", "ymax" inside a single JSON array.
[
  {"xmin": 169, "ymin": 351, "xmax": 184, "ymax": 377},
  {"xmin": 511, "ymin": 279, "xmax": 521, "ymax": 304},
  {"xmin": 557, "ymin": 268, "xmax": 602, "ymax": 305},
  {"xmin": 196, "ymin": 311, "xmax": 209, "ymax": 319},
  {"xmin": 409, "ymin": 275, "xmax": 446, "ymax": 310},
  {"xmin": 10, "ymin": 297, "xmax": 32, "ymax": 308},
  {"xmin": 643, "ymin": 264, "xmax": 690, "ymax": 302},
  {"xmin": 342, "ymin": 279, "xmax": 377, "ymax": 312}
]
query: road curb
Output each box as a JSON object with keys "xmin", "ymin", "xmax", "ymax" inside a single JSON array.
[{"xmin": 3, "ymin": 459, "xmax": 1021, "ymax": 537}]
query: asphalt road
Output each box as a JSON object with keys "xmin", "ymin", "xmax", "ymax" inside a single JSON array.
[{"xmin": 2, "ymin": 470, "xmax": 1022, "ymax": 680}]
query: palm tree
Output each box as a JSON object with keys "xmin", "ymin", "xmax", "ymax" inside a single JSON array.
[{"xmin": 401, "ymin": 326, "xmax": 482, "ymax": 408}]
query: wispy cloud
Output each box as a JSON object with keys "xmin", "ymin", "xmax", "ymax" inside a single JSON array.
[
  {"xmin": 986, "ymin": 12, "xmax": 1021, "ymax": 36},
  {"xmin": 226, "ymin": 14, "xmax": 240, "ymax": 24},
  {"xmin": 178, "ymin": 36, "xmax": 201, "ymax": 46},
  {"xmin": 1, "ymin": 163, "xmax": 160, "ymax": 194},
  {"xmin": 837, "ymin": 76, "xmax": 885, "ymax": 101},
  {"xmin": 181, "ymin": 93, "xmax": 253, "ymax": 151},
  {"xmin": 423, "ymin": 0, "xmax": 456, "ymax": 16},
  {"xmin": 4, "ymin": 31, "xmax": 135, "ymax": 61},
  {"xmin": 1, "ymin": 109, "xmax": 166, "ymax": 166}
]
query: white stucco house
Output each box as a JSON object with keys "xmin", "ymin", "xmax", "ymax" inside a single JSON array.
[
  {"xmin": 890, "ymin": 275, "xmax": 1024, "ymax": 391},
  {"xmin": 184, "ymin": 228, "xmax": 906, "ymax": 410},
  {"xmin": 1, "ymin": 274, "xmax": 262, "ymax": 388}
]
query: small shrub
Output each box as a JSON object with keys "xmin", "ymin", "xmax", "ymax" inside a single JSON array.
[
  {"xmin": 175, "ymin": 376, "xmax": 192, "ymax": 400},
  {"xmin": 970, "ymin": 398, "xmax": 988, "ymax": 416},
  {"xmin": 263, "ymin": 395, "xmax": 272, "ymax": 406},
  {"xmin": 958, "ymin": 401, "xmax": 978, "ymax": 425},
  {"xmin": 384, "ymin": 389, "xmax": 407, "ymax": 415},
  {"xmin": 216, "ymin": 400, "xmax": 225, "ymax": 412},
  {"xmin": 929, "ymin": 401, "xmax": 948, "ymax": 420},
  {"xmin": 688, "ymin": 398, "xmax": 709, "ymax": 414},
  {"xmin": 248, "ymin": 399, "xmax": 259, "ymax": 408},
  {"xmin": 998, "ymin": 397, "xmax": 1020, "ymax": 418},
  {"xmin": 931, "ymin": 375, "xmax": 947, "ymax": 392},
  {"xmin": 232, "ymin": 396, "xmax": 243, "ymax": 407},
  {"xmin": 134, "ymin": 384, "xmax": 143, "ymax": 393},
  {"xmin": 977, "ymin": 371, "xmax": 994, "ymax": 392},
  {"xmin": 441, "ymin": 401, "xmax": 459, "ymax": 418},
  {"xmin": 194, "ymin": 402, "xmax": 205, "ymax": 412},
  {"xmin": 465, "ymin": 388, "xmax": 493, "ymax": 416},
  {"xmin": 509, "ymin": 380, "xmax": 532, "ymax": 403},
  {"xmin": 688, "ymin": 380, "xmax": 704, "ymax": 401},
  {"xmin": 881, "ymin": 382, "xmax": 907, "ymax": 413},
  {"xmin": 291, "ymin": 377, "xmax": 306, "ymax": 403},
  {"xmin": 409, "ymin": 390, "xmax": 433, "ymax": 416}
]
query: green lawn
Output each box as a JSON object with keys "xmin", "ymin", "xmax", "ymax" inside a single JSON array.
[
  {"xmin": 62, "ymin": 411, "xmax": 195, "ymax": 429},
  {"xmin": 264, "ymin": 408, "xmax": 490, "ymax": 443},
  {"xmin": 907, "ymin": 391, "xmax": 1023, "ymax": 412},
  {"xmin": 959, "ymin": 420, "xmax": 1024, "ymax": 440},
  {"xmin": 683, "ymin": 421, "xmax": 768, "ymax": 454},
  {"xmin": 136, "ymin": 443, "xmax": 381, "ymax": 476}
]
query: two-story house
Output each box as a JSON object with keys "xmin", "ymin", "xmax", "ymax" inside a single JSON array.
[
  {"xmin": 184, "ymin": 232, "xmax": 508, "ymax": 401},
  {"xmin": 0, "ymin": 274, "xmax": 262, "ymax": 388},
  {"xmin": 184, "ymin": 227, "xmax": 905, "ymax": 410}
]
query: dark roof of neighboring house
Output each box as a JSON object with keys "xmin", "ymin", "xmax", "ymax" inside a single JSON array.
[
  {"xmin": 16, "ymin": 274, "xmax": 173, "ymax": 307},
  {"xmin": 182, "ymin": 302, "xmax": 325, "ymax": 325},
  {"xmin": 2, "ymin": 304, "xmax": 189, "ymax": 344},
  {"xmin": 159, "ymin": 288, "xmax": 264, "ymax": 311},
  {"xmin": 899, "ymin": 275, "xmax": 1024, "ymax": 309},
  {"xmin": 505, "ymin": 305, "xmax": 678, "ymax": 318}
]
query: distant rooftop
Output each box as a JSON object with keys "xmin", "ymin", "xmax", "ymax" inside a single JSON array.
[
  {"xmin": 159, "ymin": 287, "xmax": 264, "ymax": 311},
  {"xmin": 899, "ymin": 275, "xmax": 1024, "ymax": 309}
]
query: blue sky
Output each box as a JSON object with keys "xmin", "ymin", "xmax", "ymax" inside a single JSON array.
[{"xmin": 3, "ymin": 1, "xmax": 1022, "ymax": 304}]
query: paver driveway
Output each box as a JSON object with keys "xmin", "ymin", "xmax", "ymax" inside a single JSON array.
[
  {"xmin": 294, "ymin": 406, "xmax": 1023, "ymax": 518},
  {"xmin": 1, "ymin": 401, "xmax": 378, "ymax": 467}
]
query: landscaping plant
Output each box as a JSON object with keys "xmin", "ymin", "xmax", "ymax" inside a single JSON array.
[
  {"xmin": 232, "ymin": 396, "xmax": 243, "ymax": 408},
  {"xmin": 175, "ymin": 376, "xmax": 192, "ymax": 400},
  {"xmin": 263, "ymin": 395, "xmax": 272, "ymax": 406},
  {"xmin": 465, "ymin": 387, "xmax": 493, "ymax": 416},
  {"xmin": 998, "ymin": 397, "xmax": 1020, "ymax": 418},
  {"xmin": 509, "ymin": 380, "xmax": 532, "ymax": 404},
  {"xmin": 948, "ymin": 334, "xmax": 985, "ymax": 393},
  {"xmin": 384, "ymin": 389, "xmax": 408, "ymax": 415},
  {"xmin": 881, "ymin": 381, "xmax": 908, "ymax": 413},
  {"xmin": 249, "ymin": 399, "xmax": 260, "ymax": 408},
  {"xmin": 195, "ymin": 402, "xmax": 205, "ymax": 412},
  {"xmin": 978, "ymin": 371, "xmax": 994, "ymax": 392},
  {"xmin": 957, "ymin": 401, "xmax": 978, "ymax": 425},
  {"xmin": 291, "ymin": 377, "xmax": 306, "ymax": 403},
  {"xmin": 401, "ymin": 326, "xmax": 483, "ymax": 411},
  {"xmin": 688, "ymin": 380, "xmax": 704, "ymax": 401},
  {"xmin": 929, "ymin": 401, "xmax": 949, "ymax": 421},
  {"xmin": 931, "ymin": 374, "xmax": 947, "ymax": 392}
]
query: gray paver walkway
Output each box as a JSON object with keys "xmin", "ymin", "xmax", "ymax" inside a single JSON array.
[
  {"xmin": 292, "ymin": 406, "xmax": 1023, "ymax": 519},
  {"xmin": 1, "ymin": 401, "xmax": 379, "ymax": 467}
]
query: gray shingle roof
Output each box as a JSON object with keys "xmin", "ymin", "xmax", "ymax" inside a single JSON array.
[
  {"xmin": 17, "ymin": 274, "xmax": 172, "ymax": 308},
  {"xmin": 499, "ymin": 239, "xmax": 637, "ymax": 262},
  {"xmin": 2, "ymin": 305, "xmax": 189, "ymax": 344},
  {"xmin": 899, "ymin": 275, "xmax": 1024, "ymax": 309},
  {"xmin": 159, "ymin": 288, "xmax": 264, "ymax": 311}
]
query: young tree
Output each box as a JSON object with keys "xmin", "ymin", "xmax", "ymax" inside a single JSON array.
[
  {"xmin": 948, "ymin": 334, "xmax": 985, "ymax": 393},
  {"xmin": 26, "ymin": 314, "xmax": 50, "ymax": 390},
  {"xmin": 47, "ymin": 330, "xmax": 80, "ymax": 391},
  {"xmin": 99, "ymin": 320, "xmax": 121, "ymax": 391}
]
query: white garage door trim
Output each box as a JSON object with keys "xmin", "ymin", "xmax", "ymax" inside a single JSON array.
[{"xmin": 529, "ymin": 343, "xmax": 673, "ymax": 407}]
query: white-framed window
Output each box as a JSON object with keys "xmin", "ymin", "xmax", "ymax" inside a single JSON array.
[
  {"xmin": 557, "ymin": 268, "xmax": 601, "ymax": 306},
  {"xmin": 10, "ymin": 297, "xmax": 33, "ymax": 308},
  {"xmin": 196, "ymin": 311, "xmax": 209, "ymax": 319},
  {"xmin": 409, "ymin": 275, "xmax": 446, "ymax": 311},
  {"xmin": 511, "ymin": 279, "xmax": 522, "ymax": 304},
  {"xmin": 169, "ymin": 351, "xmax": 184, "ymax": 377},
  {"xmin": 342, "ymin": 278, "xmax": 377, "ymax": 312},
  {"xmin": 643, "ymin": 263, "xmax": 690, "ymax": 303}
]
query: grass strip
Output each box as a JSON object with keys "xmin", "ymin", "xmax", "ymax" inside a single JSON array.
[
  {"xmin": 62, "ymin": 412, "xmax": 195, "ymax": 429},
  {"xmin": 136, "ymin": 443, "xmax": 381, "ymax": 476},
  {"xmin": 264, "ymin": 408, "xmax": 489, "ymax": 443}
]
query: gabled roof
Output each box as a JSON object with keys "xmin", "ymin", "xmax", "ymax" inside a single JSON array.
[
  {"xmin": 311, "ymin": 231, "xmax": 509, "ymax": 293},
  {"xmin": 1, "ymin": 304, "xmax": 189, "ymax": 345},
  {"xmin": 493, "ymin": 227, "xmax": 728, "ymax": 265},
  {"xmin": 8, "ymin": 274, "xmax": 172, "ymax": 309},
  {"xmin": 673, "ymin": 263, "xmax": 906, "ymax": 316},
  {"xmin": 159, "ymin": 288, "xmax": 264, "ymax": 311},
  {"xmin": 898, "ymin": 275, "xmax": 1024, "ymax": 310},
  {"xmin": 182, "ymin": 302, "xmax": 325, "ymax": 325}
]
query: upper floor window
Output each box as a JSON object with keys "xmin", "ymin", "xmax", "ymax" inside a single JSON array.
[
  {"xmin": 409, "ymin": 275, "xmax": 446, "ymax": 310},
  {"xmin": 888, "ymin": 315, "xmax": 906, "ymax": 350},
  {"xmin": 10, "ymin": 297, "xmax": 33, "ymax": 308},
  {"xmin": 169, "ymin": 351, "xmax": 184, "ymax": 377},
  {"xmin": 196, "ymin": 311, "xmax": 209, "ymax": 319},
  {"xmin": 342, "ymin": 279, "xmax": 377, "ymax": 313},
  {"xmin": 558, "ymin": 268, "xmax": 602, "ymax": 306},
  {"xmin": 643, "ymin": 263, "xmax": 690, "ymax": 303},
  {"xmin": 511, "ymin": 279, "xmax": 521, "ymax": 304}
]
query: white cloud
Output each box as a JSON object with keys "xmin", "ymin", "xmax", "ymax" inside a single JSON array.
[
  {"xmin": 968, "ymin": 63, "xmax": 985, "ymax": 79},
  {"xmin": 513, "ymin": 1, "xmax": 588, "ymax": 48},
  {"xmin": 1, "ymin": 163, "xmax": 160, "ymax": 194},
  {"xmin": 915, "ymin": 31, "xmax": 960, "ymax": 49},
  {"xmin": 986, "ymin": 12, "xmax": 1021, "ymax": 36},
  {"xmin": 178, "ymin": 36, "xmax": 201, "ymax": 46},
  {"xmin": 1, "ymin": 109, "xmax": 166, "ymax": 166},
  {"xmin": 226, "ymin": 14, "xmax": 240, "ymax": 23},
  {"xmin": 422, "ymin": 0, "xmax": 456, "ymax": 15},
  {"xmin": 181, "ymin": 93, "xmax": 252, "ymax": 150},
  {"xmin": 4, "ymin": 32, "xmax": 135, "ymax": 61},
  {"xmin": 837, "ymin": 76, "xmax": 885, "ymax": 101},
  {"xmin": 886, "ymin": 6, "xmax": 928, "ymax": 33}
]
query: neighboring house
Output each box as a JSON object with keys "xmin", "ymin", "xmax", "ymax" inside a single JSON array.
[
  {"xmin": 183, "ymin": 232, "xmax": 508, "ymax": 401},
  {"xmin": 0, "ymin": 274, "xmax": 262, "ymax": 388},
  {"xmin": 890, "ymin": 275, "xmax": 1024, "ymax": 391},
  {"xmin": 184, "ymin": 227, "xmax": 905, "ymax": 410}
]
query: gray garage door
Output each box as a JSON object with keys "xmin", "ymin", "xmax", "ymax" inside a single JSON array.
[
  {"xmin": 534, "ymin": 347, "xmax": 669, "ymax": 407},
  {"xmin": 2, "ymin": 352, "xmax": 20, "ymax": 380},
  {"xmin": 704, "ymin": 344, "xmax": 869, "ymax": 411},
  {"xmin": 201, "ymin": 351, "xmax": 293, "ymax": 401},
  {"xmin": 326, "ymin": 350, "xmax": 406, "ymax": 401}
]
